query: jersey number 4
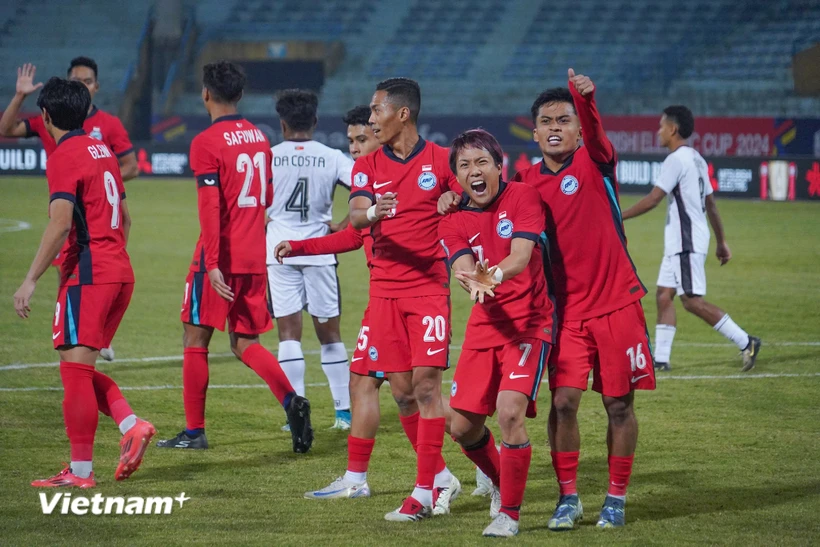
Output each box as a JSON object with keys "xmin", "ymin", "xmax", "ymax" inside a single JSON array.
[
  {"xmin": 286, "ymin": 177, "xmax": 310, "ymax": 222},
  {"xmin": 237, "ymin": 152, "xmax": 268, "ymax": 208}
]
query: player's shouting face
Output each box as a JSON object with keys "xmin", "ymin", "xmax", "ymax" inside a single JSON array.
[
  {"xmin": 451, "ymin": 133, "xmax": 504, "ymax": 209},
  {"xmin": 532, "ymin": 90, "xmax": 581, "ymax": 162},
  {"xmin": 369, "ymin": 90, "xmax": 406, "ymax": 145}
]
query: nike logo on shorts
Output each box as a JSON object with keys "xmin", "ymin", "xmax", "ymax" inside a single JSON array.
[
  {"xmin": 427, "ymin": 348, "xmax": 445, "ymax": 356},
  {"xmin": 509, "ymin": 372, "xmax": 529, "ymax": 380},
  {"xmin": 631, "ymin": 374, "xmax": 650, "ymax": 383},
  {"xmin": 53, "ymin": 331, "xmax": 61, "ymax": 340},
  {"xmin": 373, "ymin": 180, "xmax": 393, "ymax": 189}
]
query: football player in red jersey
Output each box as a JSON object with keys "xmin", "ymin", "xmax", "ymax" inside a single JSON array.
[
  {"xmin": 440, "ymin": 130, "xmax": 556, "ymax": 537},
  {"xmin": 155, "ymin": 61, "xmax": 312, "ymax": 454},
  {"xmin": 348, "ymin": 78, "xmax": 462, "ymax": 521},
  {"xmin": 439, "ymin": 69, "xmax": 654, "ymax": 529},
  {"xmin": 1, "ymin": 58, "xmax": 139, "ymax": 362},
  {"xmin": 13, "ymin": 78, "xmax": 155, "ymax": 488}
]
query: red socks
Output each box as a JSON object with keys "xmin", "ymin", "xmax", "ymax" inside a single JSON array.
[
  {"xmin": 60, "ymin": 362, "xmax": 99, "ymax": 461},
  {"xmin": 346, "ymin": 436, "xmax": 375, "ymax": 473},
  {"xmin": 240, "ymin": 343, "xmax": 295, "ymax": 406},
  {"xmin": 92, "ymin": 370, "xmax": 132, "ymax": 425},
  {"xmin": 500, "ymin": 441, "xmax": 532, "ymax": 521},
  {"xmin": 551, "ymin": 450, "xmax": 580, "ymax": 496},
  {"xmin": 607, "ymin": 454, "xmax": 634, "ymax": 497},
  {"xmin": 460, "ymin": 428, "xmax": 500, "ymax": 487},
  {"xmin": 183, "ymin": 347, "xmax": 209, "ymax": 430},
  {"xmin": 414, "ymin": 417, "xmax": 445, "ymax": 490},
  {"xmin": 400, "ymin": 411, "xmax": 447, "ymax": 475}
]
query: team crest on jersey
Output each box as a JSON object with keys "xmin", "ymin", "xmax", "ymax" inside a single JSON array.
[
  {"xmin": 561, "ymin": 175, "xmax": 579, "ymax": 195},
  {"xmin": 496, "ymin": 218, "xmax": 514, "ymax": 238},
  {"xmin": 417, "ymin": 172, "xmax": 437, "ymax": 191},
  {"xmin": 89, "ymin": 126, "xmax": 103, "ymax": 141},
  {"xmin": 368, "ymin": 346, "xmax": 378, "ymax": 361},
  {"xmin": 451, "ymin": 381, "xmax": 457, "ymax": 397},
  {"xmin": 354, "ymin": 172, "xmax": 368, "ymax": 188}
]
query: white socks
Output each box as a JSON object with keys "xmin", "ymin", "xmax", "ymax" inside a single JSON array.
[
  {"xmin": 344, "ymin": 470, "xmax": 367, "ymax": 484},
  {"xmin": 434, "ymin": 466, "xmax": 453, "ymax": 489},
  {"xmin": 321, "ymin": 342, "xmax": 351, "ymax": 411},
  {"xmin": 411, "ymin": 486, "xmax": 433, "ymax": 507},
  {"xmin": 714, "ymin": 314, "xmax": 750, "ymax": 350},
  {"xmin": 654, "ymin": 325, "xmax": 676, "ymax": 363},
  {"xmin": 278, "ymin": 340, "xmax": 306, "ymax": 397},
  {"xmin": 71, "ymin": 461, "xmax": 92, "ymax": 478},
  {"xmin": 118, "ymin": 414, "xmax": 137, "ymax": 435}
]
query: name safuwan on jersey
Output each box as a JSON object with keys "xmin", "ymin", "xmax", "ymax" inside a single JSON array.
[{"xmin": 266, "ymin": 140, "xmax": 353, "ymax": 266}]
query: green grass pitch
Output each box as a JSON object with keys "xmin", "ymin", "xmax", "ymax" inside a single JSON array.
[{"xmin": 1, "ymin": 176, "xmax": 818, "ymax": 546}]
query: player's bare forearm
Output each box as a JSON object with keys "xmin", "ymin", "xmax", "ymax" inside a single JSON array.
[
  {"xmin": 622, "ymin": 186, "xmax": 666, "ymax": 220},
  {"xmin": 350, "ymin": 196, "xmax": 375, "ymax": 229},
  {"xmin": 450, "ymin": 254, "xmax": 476, "ymax": 293},
  {"xmin": 26, "ymin": 202, "xmax": 72, "ymax": 283},
  {"xmin": 118, "ymin": 152, "xmax": 139, "ymax": 181},
  {"xmin": 705, "ymin": 195, "xmax": 726, "ymax": 243},
  {"xmin": 330, "ymin": 214, "xmax": 350, "ymax": 233},
  {"xmin": 495, "ymin": 238, "xmax": 536, "ymax": 281},
  {"xmin": 0, "ymin": 93, "xmax": 28, "ymax": 138}
]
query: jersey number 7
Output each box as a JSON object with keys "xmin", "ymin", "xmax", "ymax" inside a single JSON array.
[{"xmin": 236, "ymin": 152, "xmax": 268, "ymax": 208}]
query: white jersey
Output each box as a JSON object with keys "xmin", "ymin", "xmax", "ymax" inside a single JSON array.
[
  {"xmin": 266, "ymin": 140, "xmax": 353, "ymax": 265},
  {"xmin": 655, "ymin": 146, "xmax": 713, "ymax": 257}
]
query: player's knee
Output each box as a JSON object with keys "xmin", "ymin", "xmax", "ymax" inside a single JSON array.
[
  {"xmin": 449, "ymin": 419, "xmax": 476, "ymax": 445},
  {"xmin": 680, "ymin": 295, "xmax": 701, "ymax": 314},
  {"xmin": 496, "ymin": 406, "xmax": 525, "ymax": 436},
  {"xmin": 412, "ymin": 378, "xmax": 439, "ymax": 407},
  {"xmin": 605, "ymin": 400, "xmax": 634, "ymax": 426},
  {"xmin": 656, "ymin": 288, "xmax": 674, "ymax": 307},
  {"xmin": 392, "ymin": 391, "xmax": 416, "ymax": 414},
  {"xmin": 551, "ymin": 391, "xmax": 580, "ymax": 418}
]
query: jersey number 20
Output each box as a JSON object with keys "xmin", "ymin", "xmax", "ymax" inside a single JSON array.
[{"xmin": 237, "ymin": 152, "xmax": 268, "ymax": 208}]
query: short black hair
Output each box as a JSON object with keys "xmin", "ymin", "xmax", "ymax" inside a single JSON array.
[
  {"xmin": 203, "ymin": 61, "xmax": 246, "ymax": 104},
  {"xmin": 530, "ymin": 87, "xmax": 575, "ymax": 123},
  {"xmin": 663, "ymin": 105, "xmax": 695, "ymax": 139},
  {"xmin": 36, "ymin": 77, "xmax": 91, "ymax": 131},
  {"xmin": 375, "ymin": 78, "xmax": 421, "ymax": 123},
  {"xmin": 343, "ymin": 105, "xmax": 371, "ymax": 127},
  {"xmin": 275, "ymin": 89, "xmax": 318, "ymax": 132},
  {"xmin": 67, "ymin": 56, "xmax": 98, "ymax": 80}
]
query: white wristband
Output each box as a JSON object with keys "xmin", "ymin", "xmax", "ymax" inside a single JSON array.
[
  {"xmin": 366, "ymin": 205, "xmax": 378, "ymax": 222},
  {"xmin": 492, "ymin": 267, "xmax": 504, "ymax": 284}
]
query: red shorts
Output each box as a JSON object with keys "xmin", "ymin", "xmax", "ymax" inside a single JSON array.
[
  {"xmin": 549, "ymin": 300, "xmax": 655, "ymax": 398},
  {"xmin": 53, "ymin": 283, "xmax": 133, "ymax": 350},
  {"xmin": 180, "ymin": 272, "xmax": 272, "ymax": 335},
  {"xmin": 349, "ymin": 304, "xmax": 386, "ymax": 379},
  {"xmin": 450, "ymin": 338, "xmax": 550, "ymax": 418},
  {"xmin": 367, "ymin": 295, "xmax": 450, "ymax": 373}
]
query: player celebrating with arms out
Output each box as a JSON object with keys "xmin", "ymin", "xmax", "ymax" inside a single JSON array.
[
  {"xmin": 621, "ymin": 105, "xmax": 761, "ymax": 372},
  {"xmin": 267, "ymin": 90, "xmax": 353, "ymax": 430},
  {"xmin": 440, "ymin": 129, "xmax": 556, "ymax": 537},
  {"xmin": 443, "ymin": 69, "xmax": 655, "ymax": 529},
  {"xmin": 156, "ymin": 61, "xmax": 312, "ymax": 454},
  {"xmin": 349, "ymin": 78, "xmax": 461, "ymax": 521},
  {"xmin": 13, "ymin": 78, "xmax": 155, "ymax": 487},
  {"xmin": 1, "ymin": 58, "xmax": 139, "ymax": 362}
]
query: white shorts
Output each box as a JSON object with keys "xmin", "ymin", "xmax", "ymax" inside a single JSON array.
[
  {"xmin": 657, "ymin": 252, "xmax": 707, "ymax": 297},
  {"xmin": 267, "ymin": 264, "xmax": 341, "ymax": 319}
]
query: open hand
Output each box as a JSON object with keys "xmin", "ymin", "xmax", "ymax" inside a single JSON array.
[
  {"xmin": 17, "ymin": 64, "xmax": 43, "ymax": 96},
  {"xmin": 716, "ymin": 241, "xmax": 732, "ymax": 266},
  {"xmin": 208, "ymin": 268, "xmax": 235, "ymax": 302},
  {"xmin": 274, "ymin": 241, "xmax": 292, "ymax": 264},
  {"xmin": 438, "ymin": 191, "xmax": 461, "ymax": 216},
  {"xmin": 13, "ymin": 278, "xmax": 36, "ymax": 318},
  {"xmin": 454, "ymin": 260, "xmax": 499, "ymax": 303},
  {"xmin": 568, "ymin": 68, "xmax": 595, "ymax": 97}
]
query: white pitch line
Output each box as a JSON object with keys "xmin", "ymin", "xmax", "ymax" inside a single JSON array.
[
  {"xmin": 2, "ymin": 373, "xmax": 819, "ymax": 393},
  {"xmin": 2, "ymin": 341, "xmax": 819, "ymax": 372},
  {"xmin": 0, "ymin": 219, "xmax": 31, "ymax": 234}
]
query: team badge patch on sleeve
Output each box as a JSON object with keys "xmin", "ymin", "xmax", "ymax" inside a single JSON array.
[
  {"xmin": 418, "ymin": 172, "xmax": 437, "ymax": 190},
  {"xmin": 354, "ymin": 172, "xmax": 368, "ymax": 188}
]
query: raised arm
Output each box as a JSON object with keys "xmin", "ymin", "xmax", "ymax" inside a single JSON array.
[
  {"xmin": 0, "ymin": 64, "xmax": 43, "ymax": 138},
  {"xmin": 568, "ymin": 68, "xmax": 614, "ymax": 165}
]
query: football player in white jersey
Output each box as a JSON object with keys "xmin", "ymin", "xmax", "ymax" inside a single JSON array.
[
  {"xmin": 622, "ymin": 106, "xmax": 761, "ymax": 371},
  {"xmin": 267, "ymin": 90, "xmax": 353, "ymax": 429}
]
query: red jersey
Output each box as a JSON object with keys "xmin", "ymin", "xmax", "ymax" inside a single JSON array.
[
  {"xmin": 513, "ymin": 85, "xmax": 646, "ymax": 321},
  {"xmin": 189, "ymin": 114, "xmax": 272, "ymax": 275},
  {"xmin": 439, "ymin": 182, "xmax": 555, "ymax": 349},
  {"xmin": 26, "ymin": 106, "xmax": 134, "ymax": 159},
  {"xmin": 350, "ymin": 139, "xmax": 457, "ymax": 298},
  {"xmin": 47, "ymin": 130, "xmax": 133, "ymax": 286},
  {"xmin": 289, "ymin": 223, "xmax": 371, "ymax": 264}
]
